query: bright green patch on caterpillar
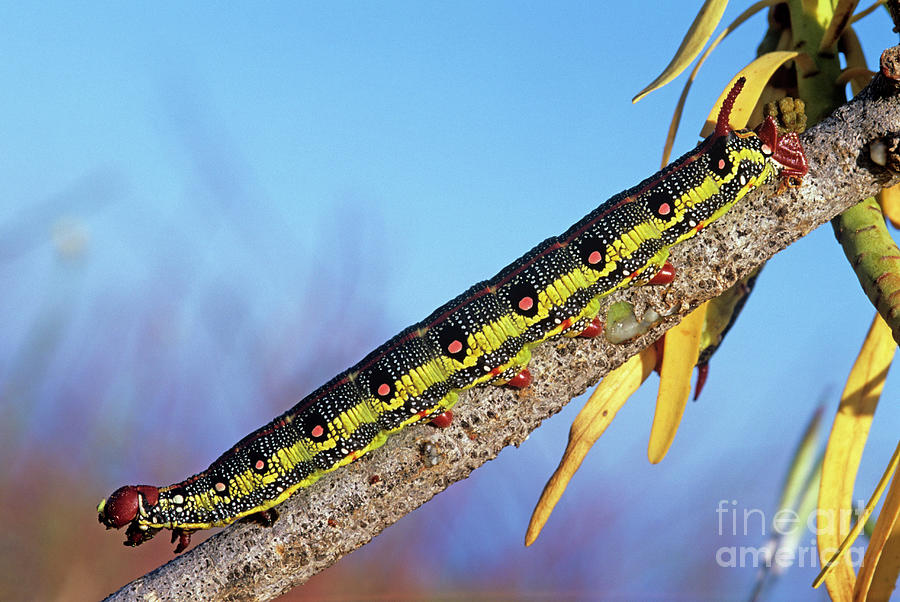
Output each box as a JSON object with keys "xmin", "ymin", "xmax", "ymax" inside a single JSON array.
[{"xmin": 98, "ymin": 78, "xmax": 806, "ymax": 553}]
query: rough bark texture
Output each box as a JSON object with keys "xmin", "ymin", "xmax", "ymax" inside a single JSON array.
[{"xmin": 104, "ymin": 66, "xmax": 900, "ymax": 602}]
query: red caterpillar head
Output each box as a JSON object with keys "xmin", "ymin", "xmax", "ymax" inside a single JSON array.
[
  {"xmin": 714, "ymin": 77, "xmax": 808, "ymax": 188},
  {"xmin": 97, "ymin": 485, "xmax": 159, "ymax": 529},
  {"xmin": 755, "ymin": 116, "xmax": 808, "ymax": 186}
]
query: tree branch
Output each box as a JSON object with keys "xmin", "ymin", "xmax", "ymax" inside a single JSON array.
[{"xmin": 104, "ymin": 58, "xmax": 900, "ymax": 602}]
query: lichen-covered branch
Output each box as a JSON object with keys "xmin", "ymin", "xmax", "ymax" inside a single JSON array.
[{"xmin": 104, "ymin": 58, "xmax": 900, "ymax": 602}]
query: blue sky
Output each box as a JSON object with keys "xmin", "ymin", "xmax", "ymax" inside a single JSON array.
[{"xmin": 2, "ymin": 2, "xmax": 899, "ymax": 599}]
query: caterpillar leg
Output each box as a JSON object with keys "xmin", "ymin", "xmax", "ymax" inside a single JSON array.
[
  {"xmin": 171, "ymin": 528, "xmax": 193, "ymax": 554},
  {"xmin": 124, "ymin": 521, "xmax": 158, "ymax": 548},
  {"xmin": 243, "ymin": 507, "xmax": 279, "ymax": 527},
  {"xmin": 489, "ymin": 366, "xmax": 533, "ymax": 389},
  {"xmin": 505, "ymin": 368, "xmax": 532, "ymax": 389},
  {"xmin": 647, "ymin": 261, "xmax": 676, "ymax": 285},
  {"xmin": 576, "ymin": 316, "xmax": 603, "ymax": 338},
  {"xmin": 429, "ymin": 410, "xmax": 454, "ymax": 428}
]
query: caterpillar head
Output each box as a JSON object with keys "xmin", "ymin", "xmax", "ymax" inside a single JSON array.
[
  {"xmin": 97, "ymin": 485, "xmax": 159, "ymax": 530},
  {"xmin": 714, "ymin": 77, "xmax": 808, "ymax": 189},
  {"xmin": 754, "ymin": 116, "xmax": 808, "ymax": 187}
]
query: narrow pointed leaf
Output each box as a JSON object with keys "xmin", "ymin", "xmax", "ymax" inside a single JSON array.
[
  {"xmin": 820, "ymin": 0, "xmax": 861, "ymax": 51},
  {"xmin": 854, "ymin": 441, "xmax": 900, "ymax": 601},
  {"xmin": 752, "ymin": 415, "xmax": 825, "ymax": 599},
  {"xmin": 661, "ymin": 0, "xmax": 780, "ymax": 166},
  {"xmin": 814, "ymin": 441, "xmax": 900, "ymax": 590},
  {"xmin": 839, "ymin": 27, "xmax": 873, "ymax": 95},
  {"xmin": 700, "ymin": 51, "xmax": 816, "ymax": 136},
  {"xmin": 816, "ymin": 314, "xmax": 896, "ymax": 599},
  {"xmin": 850, "ymin": 0, "xmax": 885, "ymax": 24},
  {"xmin": 841, "ymin": 26, "xmax": 868, "ymax": 71},
  {"xmin": 778, "ymin": 467, "xmax": 822, "ymax": 574},
  {"xmin": 837, "ymin": 67, "xmax": 877, "ymax": 95},
  {"xmin": 633, "ymin": 0, "xmax": 729, "ymax": 103},
  {"xmin": 776, "ymin": 406, "xmax": 825, "ymax": 515},
  {"xmin": 648, "ymin": 302, "xmax": 707, "ymax": 464},
  {"xmin": 525, "ymin": 347, "xmax": 657, "ymax": 546}
]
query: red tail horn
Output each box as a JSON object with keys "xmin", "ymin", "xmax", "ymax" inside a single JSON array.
[{"xmin": 715, "ymin": 77, "xmax": 746, "ymax": 138}]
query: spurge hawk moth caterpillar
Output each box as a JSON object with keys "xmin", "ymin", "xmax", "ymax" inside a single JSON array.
[{"xmin": 98, "ymin": 78, "xmax": 808, "ymax": 553}]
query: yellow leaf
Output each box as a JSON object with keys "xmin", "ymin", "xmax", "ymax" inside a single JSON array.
[
  {"xmin": 815, "ymin": 314, "xmax": 896, "ymax": 600},
  {"xmin": 700, "ymin": 51, "xmax": 817, "ymax": 136},
  {"xmin": 647, "ymin": 303, "xmax": 707, "ymax": 464},
  {"xmin": 813, "ymin": 441, "xmax": 900, "ymax": 592},
  {"xmin": 525, "ymin": 346, "xmax": 656, "ymax": 546},
  {"xmin": 820, "ymin": 0, "xmax": 861, "ymax": 51},
  {"xmin": 879, "ymin": 184, "xmax": 900, "ymax": 229},
  {"xmin": 855, "ymin": 440, "xmax": 900, "ymax": 600},
  {"xmin": 632, "ymin": 0, "xmax": 729, "ymax": 103},
  {"xmin": 661, "ymin": 0, "xmax": 780, "ymax": 166}
]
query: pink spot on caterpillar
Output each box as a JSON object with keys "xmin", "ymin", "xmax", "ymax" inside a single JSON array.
[
  {"xmin": 377, "ymin": 383, "xmax": 391, "ymax": 397},
  {"xmin": 506, "ymin": 368, "xmax": 532, "ymax": 389},
  {"xmin": 430, "ymin": 410, "xmax": 454, "ymax": 428},
  {"xmin": 215, "ymin": 482, "xmax": 227, "ymax": 493},
  {"xmin": 311, "ymin": 425, "xmax": 325, "ymax": 438},
  {"xmin": 255, "ymin": 460, "xmax": 266, "ymax": 471},
  {"xmin": 588, "ymin": 250, "xmax": 602, "ymax": 265},
  {"xmin": 578, "ymin": 316, "xmax": 603, "ymax": 338},
  {"xmin": 447, "ymin": 340, "xmax": 463, "ymax": 354},
  {"xmin": 518, "ymin": 297, "xmax": 534, "ymax": 311},
  {"xmin": 658, "ymin": 202, "xmax": 671, "ymax": 216},
  {"xmin": 718, "ymin": 159, "xmax": 726, "ymax": 170}
]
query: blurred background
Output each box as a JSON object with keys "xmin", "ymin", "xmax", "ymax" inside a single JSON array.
[{"xmin": 1, "ymin": 2, "xmax": 899, "ymax": 600}]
